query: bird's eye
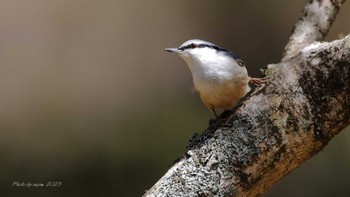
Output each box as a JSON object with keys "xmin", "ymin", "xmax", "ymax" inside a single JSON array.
[
  {"xmin": 179, "ymin": 43, "xmax": 197, "ymax": 51},
  {"xmin": 189, "ymin": 43, "xmax": 196, "ymax": 48}
]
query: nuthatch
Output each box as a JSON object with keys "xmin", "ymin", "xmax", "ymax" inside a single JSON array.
[{"xmin": 165, "ymin": 39, "xmax": 253, "ymax": 118}]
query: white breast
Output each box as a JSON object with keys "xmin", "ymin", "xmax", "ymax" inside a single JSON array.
[{"xmin": 183, "ymin": 48, "xmax": 248, "ymax": 87}]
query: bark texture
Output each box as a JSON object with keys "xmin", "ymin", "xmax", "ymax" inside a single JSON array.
[
  {"xmin": 144, "ymin": 0, "xmax": 349, "ymax": 196},
  {"xmin": 282, "ymin": 0, "xmax": 345, "ymax": 60}
]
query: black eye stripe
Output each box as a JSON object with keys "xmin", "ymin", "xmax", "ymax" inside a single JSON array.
[
  {"xmin": 178, "ymin": 43, "xmax": 243, "ymax": 64},
  {"xmin": 179, "ymin": 43, "xmax": 197, "ymax": 50},
  {"xmin": 179, "ymin": 43, "xmax": 229, "ymax": 53}
]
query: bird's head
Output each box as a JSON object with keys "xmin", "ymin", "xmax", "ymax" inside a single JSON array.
[{"xmin": 165, "ymin": 39, "xmax": 243, "ymax": 68}]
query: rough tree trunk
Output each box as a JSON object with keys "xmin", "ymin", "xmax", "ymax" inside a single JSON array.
[{"xmin": 144, "ymin": 0, "xmax": 349, "ymax": 196}]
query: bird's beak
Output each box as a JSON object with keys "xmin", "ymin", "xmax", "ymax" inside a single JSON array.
[{"xmin": 164, "ymin": 48, "xmax": 181, "ymax": 53}]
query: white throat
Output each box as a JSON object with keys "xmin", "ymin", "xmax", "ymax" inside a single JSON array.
[{"xmin": 179, "ymin": 48, "xmax": 248, "ymax": 85}]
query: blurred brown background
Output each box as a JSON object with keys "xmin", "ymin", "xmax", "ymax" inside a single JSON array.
[{"xmin": 0, "ymin": 0, "xmax": 349, "ymax": 196}]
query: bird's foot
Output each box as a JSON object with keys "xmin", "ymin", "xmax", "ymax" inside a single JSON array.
[
  {"xmin": 209, "ymin": 110, "xmax": 232, "ymax": 127},
  {"xmin": 249, "ymin": 77, "xmax": 271, "ymax": 85}
]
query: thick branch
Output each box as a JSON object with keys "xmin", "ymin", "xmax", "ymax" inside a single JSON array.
[
  {"xmin": 144, "ymin": 35, "xmax": 350, "ymax": 197},
  {"xmin": 282, "ymin": 0, "xmax": 345, "ymax": 61},
  {"xmin": 144, "ymin": 1, "xmax": 349, "ymax": 196}
]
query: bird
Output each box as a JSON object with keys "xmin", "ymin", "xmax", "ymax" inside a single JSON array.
[{"xmin": 165, "ymin": 39, "xmax": 253, "ymax": 118}]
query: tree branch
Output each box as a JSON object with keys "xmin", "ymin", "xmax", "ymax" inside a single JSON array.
[
  {"xmin": 144, "ymin": 1, "xmax": 349, "ymax": 196},
  {"xmin": 282, "ymin": 0, "xmax": 345, "ymax": 61}
]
